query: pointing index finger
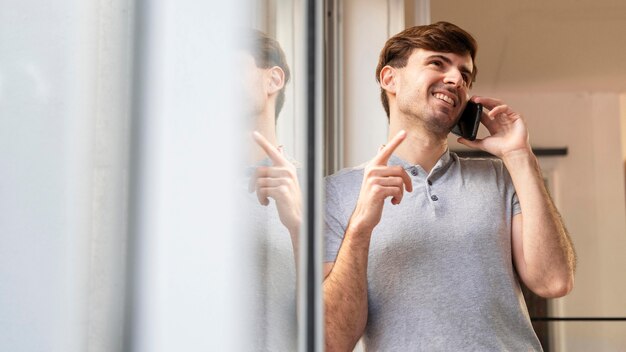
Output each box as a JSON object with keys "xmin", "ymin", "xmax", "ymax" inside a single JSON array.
[
  {"xmin": 252, "ymin": 131, "xmax": 286, "ymax": 166},
  {"xmin": 373, "ymin": 130, "xmax": 407, "ymax": 165}
]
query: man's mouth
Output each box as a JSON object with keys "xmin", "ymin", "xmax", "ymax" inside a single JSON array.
[{"xmin": 433, "ymin": 92, "xmax": 456, "ymax": 107}]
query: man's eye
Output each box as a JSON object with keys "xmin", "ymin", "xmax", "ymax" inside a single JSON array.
[{"xmin": 430, "ymin": 60, "xmax": 443, "ymax": 67}]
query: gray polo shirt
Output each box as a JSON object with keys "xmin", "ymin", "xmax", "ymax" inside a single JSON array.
[{"xmin": 324, "ymin": 151, "xmax": 542, "ymax": 351}]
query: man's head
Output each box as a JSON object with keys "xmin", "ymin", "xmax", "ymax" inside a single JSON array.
[
  {"xmin": 376, "ymin": 21, "xmax": 478, "ymax": 120},
  {"xmin": 242, "ymin": 30, "xmax": 291, "ymax": 120}
]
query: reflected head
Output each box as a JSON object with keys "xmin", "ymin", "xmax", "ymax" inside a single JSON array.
[
  {"xmin": 244, "ymin": 30, "xmax": 291, "ymax": 120},
  {"xmin": 376, "ymin": 21, "xmax": 478, "ymax": 119}
]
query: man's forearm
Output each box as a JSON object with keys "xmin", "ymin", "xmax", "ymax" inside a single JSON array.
[
  {"xmin": 504, "ymin": 150, "xmax": 576, "ymax": 297},
  {"xmin": 324, "ymin": 223, "xmax": 371, "ymax": 352}
]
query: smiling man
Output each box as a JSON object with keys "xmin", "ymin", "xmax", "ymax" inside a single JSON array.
[{"xmin": 323, "ymin": 22, "xmax": 576, "ymax": 351}]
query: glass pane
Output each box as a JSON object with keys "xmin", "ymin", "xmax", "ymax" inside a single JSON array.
[
  {"xmin": 1, "ymin": 0, "xmax": 324, "ymax": 351},
  {"xmin": 242, "ymin": 0, "xmax": 310, "ymax": 350}
]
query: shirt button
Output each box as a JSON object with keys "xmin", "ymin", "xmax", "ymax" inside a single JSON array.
[
  {"xmin": 410, "ymin": 168, "xmax": 418, "ymax": 176},
  {"xmin": 431, "ymin": 195, "xmax": 438, "ymax": 201},
  {"xmin": 427, "ymin": 180, "xmax": 432, "ymax": 186}
]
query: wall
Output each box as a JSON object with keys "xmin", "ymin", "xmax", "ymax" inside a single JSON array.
[{"xmin": 342, "ymin": 0, "xmax": 397, "ymax": 167}]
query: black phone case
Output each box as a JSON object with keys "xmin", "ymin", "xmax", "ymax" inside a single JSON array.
[{"xmin": 451, "ymin": 102, "xmax": 482, "ymax": 141}]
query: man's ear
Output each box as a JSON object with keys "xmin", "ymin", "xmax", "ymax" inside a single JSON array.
[
  {"xmin": 267, "ymin": 66, "xmax": 285, "ymax": 94},
  {"xmin": 379, "ymin": 66, "xmax": 397, "ymax": 93}
]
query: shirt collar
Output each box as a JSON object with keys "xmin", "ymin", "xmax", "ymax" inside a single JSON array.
[{"xmin": 388, "ymin": 149, "xmax": 453, "ymax": 175}]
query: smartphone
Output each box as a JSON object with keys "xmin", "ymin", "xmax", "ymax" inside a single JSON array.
[{"xmin": 451, "ymin": 101, "xmax": 482, "ymax": 141}]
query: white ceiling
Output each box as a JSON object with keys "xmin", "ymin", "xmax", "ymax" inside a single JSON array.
[{"xmin": 430, "ymin": 0, "xmax": 626, "ymax": 92}]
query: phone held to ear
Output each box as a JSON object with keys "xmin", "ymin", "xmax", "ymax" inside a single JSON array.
[{"xmin": 451, "ymin": 101, "xmax": 482, "ymax": 141}]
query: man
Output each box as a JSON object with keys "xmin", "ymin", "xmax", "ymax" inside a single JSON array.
[
  {"xmin": 240, "ymin": 30, "xmax": 300, "ymax": 350},
  {"xmin": 323, "ymin": 21, "xmax": 576, "ymax": 351}
]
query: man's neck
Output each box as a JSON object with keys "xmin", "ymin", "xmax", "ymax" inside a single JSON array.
[{"xmin": 388, "ymin": 119, "xmax": 448, "ymax": 173}]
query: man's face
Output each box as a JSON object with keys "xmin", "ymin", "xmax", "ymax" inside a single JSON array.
[{"xmin": 392, "ymin": 49, "xmax": 473, "ymax": 134}]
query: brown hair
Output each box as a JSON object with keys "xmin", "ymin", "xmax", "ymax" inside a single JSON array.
[
  {"xmin": 245, "ymin": 30, "xmax": 291, "ymax": 120},
  {"xmin": 375, "ymin": 21, "xmax": 478, "ymax": 118}
]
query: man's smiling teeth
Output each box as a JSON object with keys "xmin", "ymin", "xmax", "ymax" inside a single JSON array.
[{"xmin": 433, "ymin": 93, "xmax": 455, "ymax": 106}]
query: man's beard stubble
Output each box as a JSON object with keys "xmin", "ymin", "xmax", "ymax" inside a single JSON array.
[{"xmin": 404, "ymin": 106, "xmax": 458, "ymax": 138}]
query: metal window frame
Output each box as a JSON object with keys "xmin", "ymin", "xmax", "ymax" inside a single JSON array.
[{"xmin": 299, "ymin": 1, "xmax": 324, "ymax": 351}]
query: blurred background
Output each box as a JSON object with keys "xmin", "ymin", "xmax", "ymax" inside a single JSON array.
[{"xmin": 1, "ymin": 0, "xmax": 625, "ymax": 351}]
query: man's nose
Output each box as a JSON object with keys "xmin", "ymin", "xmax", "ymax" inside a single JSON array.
[{"xmin": 443, "ymin": 69, "xmax": 464, "ymax": 88}]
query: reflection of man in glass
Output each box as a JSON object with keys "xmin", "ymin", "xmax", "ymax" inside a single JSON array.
[
  {"xmin": 323, "ymin": 22, "xmax": 576, "ymax": 351},
  {"xmin": 239, "ymin": 29, "xmax": 298, "ymax": 350},
  {"xmin": 242, "ymin": 30, "xmax": 301, "ymax": 251}
]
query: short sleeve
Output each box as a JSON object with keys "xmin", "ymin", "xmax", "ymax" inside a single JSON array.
[
  {"xmin": 324, "ymin": 177, "xmax": 347, "ymax": 263},
  {"xmin": 502, "ymin": 163, "xmax": 522, "ymax": 216},
  {"xmin": 512, "ymin": 192, "xmax": 521, "ymax": 216}
]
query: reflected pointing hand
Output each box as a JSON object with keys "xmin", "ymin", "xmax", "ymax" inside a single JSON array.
[{"xmin": 250, "ymin": 131, "xmax": 302, "ymax": 236}]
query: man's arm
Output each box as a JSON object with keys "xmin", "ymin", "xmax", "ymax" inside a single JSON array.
[
  {"xmin": 506, "ymin": 152, "xmax": 575, "ymax": 297},
  {"xmin": 458, "ymin": 96, "xmax": 576, "ymax": 298},
  {"xmin": 323, "ymin": 131, "xmax": 412, "ymax": 351},
  {"xmin": 322, "ymin": 224, "xmax": 371, "ymax": 352}
]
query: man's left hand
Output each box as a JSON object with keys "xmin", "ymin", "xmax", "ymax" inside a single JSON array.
[{"xmin": 456, "ymin": 96, "xmax": 532, "ymax": 159}]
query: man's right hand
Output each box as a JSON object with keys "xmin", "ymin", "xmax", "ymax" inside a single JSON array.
[{"xmin": 349, "ymin": 130, "xmax": 413, "ymax": 232}]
